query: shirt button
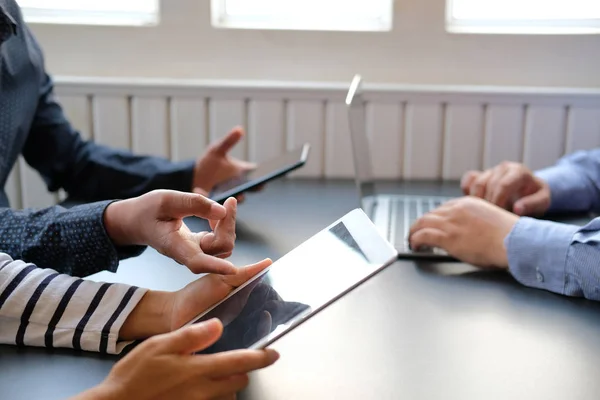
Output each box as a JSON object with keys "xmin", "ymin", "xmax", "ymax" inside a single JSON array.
[{"xmin": 536, "ymin": 269, "xmax": 544, "ymax": 283}]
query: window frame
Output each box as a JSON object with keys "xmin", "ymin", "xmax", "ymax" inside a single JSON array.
[
  {"xmin": 210, "ymin": 0, "xmax": 394, "ymax": 32},
  {"xmin": 18, "ymin": 0, "xmax": 160, "ymax": 27},
  {"xmin": 446, "ymin": 0, "xmax": 600, "ymax": 34}
]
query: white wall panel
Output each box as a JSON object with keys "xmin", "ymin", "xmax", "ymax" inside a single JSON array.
[
  {"xmin": 366, "ymin": 103, "xmax": 403, "ymax": 179},
  {"xmin": 286, "ymin": 101, "xmax": 325, "ymax": 178},
  {"xmin": 403, "ymin": 104, "xmax": 443, "ymax": 179},
  {"xmin": 6, "ymin": 164, "xmax": 22, "ymax": 209},
  {"xmin": 565, "ymin": 107, "xmax": 600, "ymax": 154},
  {"xmin": 92, "ymin": 96, "xmax": 130, "ymax": 150},
  {"xmin": 58, "ymin": 94, "xmax": 93, "ymax": 140},
  {"xmin": 13, "ymin": 79, "xmax": 600, "ymax": 209},
  {"xmin": 18, "ymin": 159, "xmax": 56, "ymax": 209},
  {"xmin": 170, "ymin": 98, "xmax": 208, "ymax": 162},
  {"xmin": 248, "ymin": 100, "xmax": 285, "ymax": 163},
  {"xmin": 483, "ymin": 105, "xmax": 525, "ymax": 168},
  {"xmin": 443, "ymin": 104, "xmax": 484, "ymax": 179},
  {"xmin": 325, "ymin": 102, "xmax": 354, "ymax": 178},
  {"xmin": 209, "ymin": 99, "xmax": 247, "ymax": 161},
  {"xmin": 523, "ymin": 106, "xmax": 566, "ymax": 171},
  {"xmin": 131, "ymin": 97, "xmax": 169, "ymax": 158}
]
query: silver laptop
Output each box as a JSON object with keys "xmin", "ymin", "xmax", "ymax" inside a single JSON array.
[{"xmin": 345, "ymin": 74, "xmax": 454, "ymax": 258}]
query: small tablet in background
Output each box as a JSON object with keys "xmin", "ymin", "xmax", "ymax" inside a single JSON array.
[{"xmin": 209, "ymin": 143, "xmax": 310, "ymax": 203}]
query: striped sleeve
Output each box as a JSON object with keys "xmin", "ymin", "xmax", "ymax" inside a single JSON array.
[{"xmin": 0, "ymin": 253, "xmax": 147, "ymax": 354}]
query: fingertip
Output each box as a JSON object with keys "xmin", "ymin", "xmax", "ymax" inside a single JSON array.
[
  {"xmin": 513, "ymin": 203, "xmax": 525, "ymax": 216},
  {"xmin": 265, "ymin": 348, "xmax": 280, "ymax": 363},
  {"xmin": 210, "ymin": 202, "xmax": 227, "ymax": 218}
]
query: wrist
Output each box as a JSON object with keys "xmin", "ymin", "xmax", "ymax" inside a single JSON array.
[
  {"xmin": 119, "ymin": 290, "xmax": 173, "ymax": 340},
  {"xmin": 70, "ymin": 383, "xmax": 119, "ymax": 400},
  {"xmin": 104, "ymin": 200, "xmax": 136, "ymax": 247}
]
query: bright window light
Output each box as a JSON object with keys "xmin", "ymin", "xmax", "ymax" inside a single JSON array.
[
  {"xmin": 211, "ymin": 0, "xmax": 393, "ymax": 32},
  {"xmin": 447, "ymin": 0, "xmax": 600, "ymax": 34},
  {"xmin": 17, "ymin": 0, "xmax": 159, "ymax": 26}
]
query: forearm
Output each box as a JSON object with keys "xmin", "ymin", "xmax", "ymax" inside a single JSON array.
[
  {"xmin": 61, "ymin": 144, "xmax": 196, "ymax": 200},
  {"xmin": 0, "ymin": 253, "xmax": 147, "ymax": 354},
  {"xmin": 0, "ymin": 203, "xmax": 145, "ymax": 276},
  {"xmin": 535, "ymin": 149, "xmax": 600, "ymax": 213},
  {"xmin": 505, "ymin": 217, "xmax": 600, "ymax": 301}
]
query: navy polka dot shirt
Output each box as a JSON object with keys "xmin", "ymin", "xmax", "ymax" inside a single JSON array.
[{"xmin": 0, "ymin": 0, "xmax": 195, "ymax": 277}]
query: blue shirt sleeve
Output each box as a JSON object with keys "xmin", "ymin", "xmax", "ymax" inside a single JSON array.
[
  {"xmin": 0, "ymin": 202, "xmax": 145, "ymax": 277},
  {"xmin": 21, "ymin": 24, "xmax": 195, "ymax": 202},
  {"xmin": 535, "ymin": 149, "xmax": 600, "ymax": 213},
  {"xmin": 505, "ymin": 217, "xmax": 600, "ymax": 301}
]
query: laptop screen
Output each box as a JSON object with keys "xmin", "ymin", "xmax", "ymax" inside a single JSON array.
[{"xmin": 346, "ymin": 75, "xmax": 376, "ymax": 201}]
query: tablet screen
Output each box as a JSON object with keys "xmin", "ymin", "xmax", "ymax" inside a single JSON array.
[
  {"xmin": 190, "ymin": 210, "xmax": 397, "ymax": 353},
  {"xmin": 210, "ymin": 145, "xmax": 308, "ymax": 201}
]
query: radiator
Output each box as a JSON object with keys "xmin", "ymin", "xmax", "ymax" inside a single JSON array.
[{"xmin": 6, "ymin": 77, "xmax": 600, "ymax": 209}]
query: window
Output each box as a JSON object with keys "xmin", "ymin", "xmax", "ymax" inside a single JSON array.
[
  {"xmin": 211, "ymin": 0, "xmax": 393, "ymax": 32},
  {"xmin": 17, "ymin": 0, "xmax": 159, "ymax": 26},
  {"xmin": 447, "ymin": 0, "xmax": 600, "ymax": 34}
]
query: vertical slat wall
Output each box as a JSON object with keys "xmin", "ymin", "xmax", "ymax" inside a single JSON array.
[{"xmin": 7, "ymin": 80, "xmax": 599, "ymax": 209}]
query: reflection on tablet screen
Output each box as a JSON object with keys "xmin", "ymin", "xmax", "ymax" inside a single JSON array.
[{"xmin": 193, "ymin": 221, "xmax": 377, "ymax": 354}]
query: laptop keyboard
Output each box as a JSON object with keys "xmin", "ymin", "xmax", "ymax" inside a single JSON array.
[{"xmin": 391, "ymin": 196, "xmax": 451, "ymax": 250}]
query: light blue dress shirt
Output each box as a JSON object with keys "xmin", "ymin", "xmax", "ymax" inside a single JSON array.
[{"xmin": 505, "ymin": 149, "xmax": 600, "ymax": 301}]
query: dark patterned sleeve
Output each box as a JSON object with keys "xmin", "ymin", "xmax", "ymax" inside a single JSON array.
[{"xmin": 0, "ymin": 201, "xmax": 145, "ymax": 276}]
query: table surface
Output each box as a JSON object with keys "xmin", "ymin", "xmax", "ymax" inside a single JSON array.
[{"xmin": 1, "ymin": 179, "xmax": 600, "ymax": 400}]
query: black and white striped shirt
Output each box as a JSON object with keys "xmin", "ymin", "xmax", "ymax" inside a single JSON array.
[{"xmin": 0, "ymin": 253, "xmax": 147, "ymax": 354}]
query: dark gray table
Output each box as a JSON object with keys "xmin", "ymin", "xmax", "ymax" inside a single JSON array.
[{"xmin": 1, "ymin": 179, "xmax": 599, "ymax": 400}]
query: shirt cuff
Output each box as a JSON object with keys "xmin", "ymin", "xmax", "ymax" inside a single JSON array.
[
  {"xmin": 61, "ymin": 201, "xmax": 145, "ymax": 276},
  {"xmin": 505, "ymin": 217, "xmax": 579, "ymax": 295},
  {"xmin": 535, "ymin": 165, "xmax": 592, "ymax": 213}
]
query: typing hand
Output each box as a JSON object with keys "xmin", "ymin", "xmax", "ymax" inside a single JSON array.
[
  {"xmin": 461, "ymin": 161, "xmax": 551, "ymax": 216},
  {"xmin": 76, "ymin": 319, "xmax": 279, "ymax": 400},
  {"xmin": 104, "ymin": 190, "xmax": 238, "ymax": 275},
  {"xmin": 409, "ymin": 196, "xmax": 519, "ymax": 269}
]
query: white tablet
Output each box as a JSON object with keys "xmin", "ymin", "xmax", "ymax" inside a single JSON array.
[{"xmin": 184, "ymin": 208, "xmax": 398, "ymax": 352}]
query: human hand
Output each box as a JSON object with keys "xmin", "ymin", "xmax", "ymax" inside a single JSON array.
[
  {"xmin": 168, "ymin": 258, "xmax": 273, "ymax": 331},
  {"xmin": 193, "ymin": 127, "xmax": 259, "ymax": 202},
  {"xmin": 77, "ymin": 319, "xmax": 279, "ymax": 400},
  {"xmin": 461, "ymin": 161, "xmax": 551, "ymax": 216},
  {"xmin": 119, "ymin": 259, "xmax": 272, "ymax": 340},
  {"xmin": 409, "ymin": 196, "xmax": 519, "ymax": 269},
  {"xmin": 104, "ymin": 190, "xmax": 238, "ymax": 275}
]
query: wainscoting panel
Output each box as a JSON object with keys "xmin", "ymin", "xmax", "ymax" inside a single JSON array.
[
  {"xmin": 325, "ymin": 102, "xmax": 354, "ymax": 178},
  {"xmin": 57, "ymin": 94, "xmax": 93, "ymax": 140},
  {"xmin": 403, "ymin": 103, "xmax": 444, "ymax": 179},
  {"xmin": 131, "ymin": 97, "xmax": 170, "ymax": 158},
  {"xmin": 92, "ymin": 96, "xmax": 130, "ymax": 149},
  {"xmin": 483, "ymin": 105, "xmax": 525, "ymax": 169},
  {"xmin": 523, "ymin": 106, "xmax": 566, "ymax": 171},
  {"xmin": 566, "ymin": 107, "xmax": 600, "ymax": 154},
  {"xmin": 366, "ymin": 102, "xmax": 403, "ymax": 179},
  {"xmin": 5, "ymin": 77, "xmax": 599, "ymax": 209},
  {"xmin": 443, "ymin": 104, "xmax": 484, "ymax": 180},
  {"xmin": 209, "ymin": 99, "xmax": 247, "ymax": 161},
  {"xmin": 18, "ymin": 160, "xmax": 55, "ymax": 209},
  {"xmin": 169, "ymin": 98, "xmax": 207, "ymax": 162},
  {"xmin": 248, "ymin": 100, "xmax": 286, "ymax": 164},
  {"xmin": 286, "ymin": 100, "xmax": 325, "ymax": 178},
  {"xmin": 6, "ymin": 165, "xmax": 22, "ymax": 209}
]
